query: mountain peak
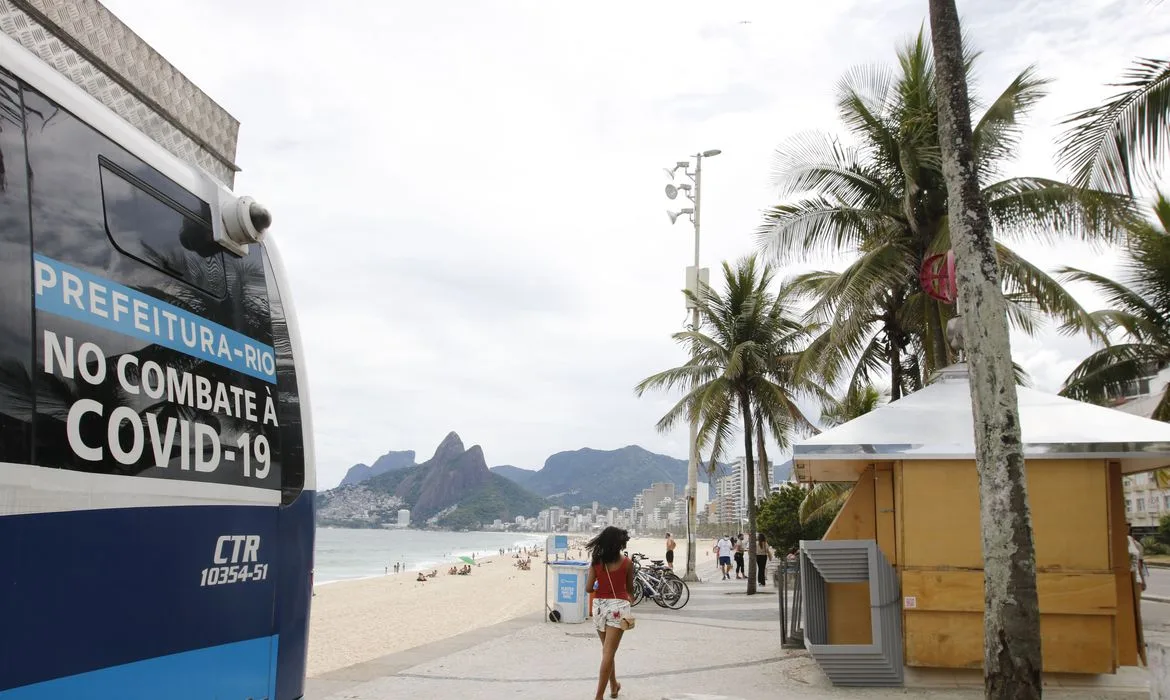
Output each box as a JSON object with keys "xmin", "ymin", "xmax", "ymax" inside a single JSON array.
[{"xmin": 431, "ymin": 431, "xmax": 465, "ymax": 462}]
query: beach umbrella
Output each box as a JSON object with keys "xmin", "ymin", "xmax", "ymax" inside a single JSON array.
[{"xmin": 459, "ymin": 556, "xmax": 475, "ymax": 565}]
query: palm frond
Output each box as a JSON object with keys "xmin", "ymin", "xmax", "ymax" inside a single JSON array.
[
  {"xmin": 973, "ymin": 66, "xmax": 1050, "ymax": 183},
  {"xmin": 1057, "ymin": 266, "xmax": 1165, "ymax": 331},
  {"xmin": 1152, "ymin": 382, "xmax": 1170, "ymax": 423},
  {"xmin": 1060, "ymin": 342, "xmax": 1169, "ymax": 403},
  {"xmin": 983, "ymin": 177, "xmax": 1132, "ymax": 246},
  {"xmin": 798, "ymin": 483, "xmax": 852, "ymax": 525},
  {"xmin": 996, "ymin": 243, "xmax": 1105, "ymax": 341},
  {"xmin": 1058, "ymin": 57, "xmax": 1170, "ymax": 195},
  {"xmin": 756, "ymin": 197, "xmax": 899, "ymax": 263},
  {"xmin": 770, "ymin": 132, "xmax": 889, "ymax": 210},
  {"xmin": 836, "ymin": 62, "xmax": 900, "ymax": 162}
]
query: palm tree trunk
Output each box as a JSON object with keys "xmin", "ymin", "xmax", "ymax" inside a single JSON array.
[
  {"xmin": 739, "ymin": 391, "xmax": 759, "ymax": 595},
  {"xmin": 907, "ymin": 352, "xmax": 924, "ymax": 393},
  {"xmin": 888, "ymin": 335, "xmax": 904, "ymax": 401},
  {"xmin": 928, "ymin": 2, "xmax": 1042, "ymax": 698},
  {"xmin": 755, "ymin": 417, "xmax": 770, "ymax": 496}
]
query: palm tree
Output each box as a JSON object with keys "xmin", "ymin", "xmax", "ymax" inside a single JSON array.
[
  {"xmin": 1060, "ymin": 195, "xmax": 1170, "ymax": 418},
  {"xmin": 819, "ymin": 383, "xmax": 884, "ymax": 427},
  {"xmin": 758, "ymin": 28, "xmax": 1126, "ymax": 401},
  {"xmin": 635, "ymin": 255, "xmax": 820, "ymax": 594},
  {"xmin": 797, "ymin": 384, "xmax": 885, "ymax": 525},
  {"xmin": 930, "ymin": 2, "xmax": 1042, "ymax": 694},
  {"xmin": 1058, "ymin": 58, "xmax": 1170, "ymax": 196}
]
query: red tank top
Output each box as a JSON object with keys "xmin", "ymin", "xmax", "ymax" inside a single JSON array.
[{"xmin": 593, "ymin": 558, "xmax": 629, "ymax": 600}]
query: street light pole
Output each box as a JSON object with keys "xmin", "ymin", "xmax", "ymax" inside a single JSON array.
[{"xmin": 666, "ymin": 149, "xmax": 720, "ymax": 584}]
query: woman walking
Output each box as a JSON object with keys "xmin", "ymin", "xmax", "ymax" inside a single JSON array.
[
  {"xmin": 733, "ymin": 533, "xmax": 746, "ymax": 579},
  {"xmin": 585, "ymin": 526, "xmax": 634, "ymax": 700},
  {"xmin": 756, "ymin": 533, "xmax": 771, "ymax": 587}
]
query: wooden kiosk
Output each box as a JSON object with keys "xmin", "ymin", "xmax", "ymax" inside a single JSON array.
[{"xmin": 793, "ymin": 364, "xmax": 1170, "ymax": 675}]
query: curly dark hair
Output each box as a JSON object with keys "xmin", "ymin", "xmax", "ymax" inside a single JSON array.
[{"xmin": 585, "ymin": 526, "xmax": 629, "ymax": 566}]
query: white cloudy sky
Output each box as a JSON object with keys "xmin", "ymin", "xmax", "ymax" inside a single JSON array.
[{"xmin": 104, "ymin": 0, "xmax": 1170, "ymax": 488}]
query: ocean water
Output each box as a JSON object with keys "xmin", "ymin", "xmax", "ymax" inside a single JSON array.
[{"xmin": 313, "ymin": 528, "xmax": 547, "ymax": 584}]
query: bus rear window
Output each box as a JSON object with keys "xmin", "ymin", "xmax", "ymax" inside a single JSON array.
[{"xmin": 99, "ymin": 164, "xmax": 226, "ymax": 297}]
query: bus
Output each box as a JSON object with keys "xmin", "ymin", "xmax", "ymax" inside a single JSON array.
[{"xmin": 0, "ymin": 4, "xmax": 315, "ymax": 699}]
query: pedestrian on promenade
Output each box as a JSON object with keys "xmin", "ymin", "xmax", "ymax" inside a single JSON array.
[
  {"xmin": 664, "ymin": 532, "xmax": 676, "ymax": 569},
  {"xmin": 585, "ymin": 526, "xmax": 633, "ymax": 700},
  {"xmin": 1128, "ymin": 523, "xmax": 1148, "ymax": 591},
  {"xmin": 756, "ymin": 533, "xmax": 770, "ymax": 587},
  {"xmin": 714, "ymin": 535, "xmax": 733, "ymax": 580},
  {"xmin": 733, "ymin": 533, "xmax": 746, "ymax": 580}
]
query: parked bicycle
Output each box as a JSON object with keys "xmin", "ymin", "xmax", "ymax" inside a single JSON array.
[{"xmin": 629, "ymin": 553, "xmax": 690, "ymax": 610}]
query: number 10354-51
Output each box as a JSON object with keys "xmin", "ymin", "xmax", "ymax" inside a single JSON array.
[{"xmin": 201, "ymin": 563, "xmax": 269, "ymax": 587}]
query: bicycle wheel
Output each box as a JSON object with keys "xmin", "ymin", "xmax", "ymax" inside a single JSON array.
[
  {"xmin": 667, "ymin": 579, "xmax": 690, "ymax": 610},
  {"xmin": 632, "ymin": 578, "xmax": 646, "ymax": 606},
  {"xmin": 654, "ymin": 578, "xmax": 682, "ymax": 608},
  {"xmin": 664, "ymin": 577, "xmax": 686, "ymax": 604}
]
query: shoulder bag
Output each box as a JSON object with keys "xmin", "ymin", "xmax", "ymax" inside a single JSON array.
[{"xmin": 604, "ymin": 560, "xmax": 636, "ymax": 631}]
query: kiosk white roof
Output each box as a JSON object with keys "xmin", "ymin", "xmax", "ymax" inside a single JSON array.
[{"xmin": 793, "ymin": 364, "xmax": 1170, "ymax": 482}]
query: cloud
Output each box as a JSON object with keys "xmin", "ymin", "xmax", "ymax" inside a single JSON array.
[{"xmin": 100, "ymin": 0, "xmax": 1170, "ymax": 488}]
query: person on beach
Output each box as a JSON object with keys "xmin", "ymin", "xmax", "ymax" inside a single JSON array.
[
  {"xmin": 664, "ymin": 533, "xmax": 676, "ymax": 569},
  {"xmin": 585, "ymin": 526, "xmax": 633, "ymax": 700},
  {"xmin": 733, "ymin": 534, "xmax": 746, "ymax": 580},
  {"xmin": 756, "ymin": 533, "xmax": 771, "ymax": 587}
]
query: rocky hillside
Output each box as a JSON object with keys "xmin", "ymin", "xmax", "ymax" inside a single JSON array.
[
  {"xmin": 331, "ymin": 439, "xmax": 745, "ymax": 513},
  {"xmin": 338, "ymin": 449, "xmax": 416, "ymax": 487},
  {"xmin": 315, "ymin": 485, "xmax": 405, "ymax": 528},
  {"xmin": 490, "ymin": 445, "xmax": 725, "ymax": 509},
  {"xmin": 317, "ymin": 432, "xmax": 547, "ymax": 529},
  {"xmin": 488, "ymin": 464, "xmax": 535, "ymax": 489}
]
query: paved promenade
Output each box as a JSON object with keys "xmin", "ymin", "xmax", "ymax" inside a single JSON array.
[{"xmin": 305, "ymin": 558, "xmax": 1152, "ymax": 700}]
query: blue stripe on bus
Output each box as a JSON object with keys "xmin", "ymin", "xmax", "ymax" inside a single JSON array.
[
  {"xmin": 0, "ymin": 635, "xmax": 278, "ymax": 700},
  {"xmin": 33, "ymin": 253, "xmax": 277, "ymax": 383}
]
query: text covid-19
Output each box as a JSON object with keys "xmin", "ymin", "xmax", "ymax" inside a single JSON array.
[{"xmin": 43, "ymin": 329, "xmax": 278, "ymax": 480}]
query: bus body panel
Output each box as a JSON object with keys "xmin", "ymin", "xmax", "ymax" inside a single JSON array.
[
  {"xmin": 0, "ymin": 501, "xmax": 280, "ymax": 696},
  {"xmin": 274, "ymin": 489, "xmax": 316, "ymax": 700}
]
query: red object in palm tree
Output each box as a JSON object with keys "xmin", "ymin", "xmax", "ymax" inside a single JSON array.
[{"xmin": 920, "ymin": 251, "xmax": 957, "ymax": 304}]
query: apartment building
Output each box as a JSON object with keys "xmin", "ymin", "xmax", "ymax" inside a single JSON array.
[{"xmin": 1114, "ymin": 366, "xmax": 1170, "ymax": 533}]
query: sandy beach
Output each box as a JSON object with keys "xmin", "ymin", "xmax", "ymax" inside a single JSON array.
[{"xmin": 307, "ymin": 535, "xmax": 715, "ymax": 676}]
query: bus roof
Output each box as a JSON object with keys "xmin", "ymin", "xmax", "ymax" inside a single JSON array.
[{"xmin": 0, "ymin": 0, "xmax": 240, "ymax": 185}]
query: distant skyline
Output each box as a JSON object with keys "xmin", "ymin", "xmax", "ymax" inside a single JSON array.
[{"xmin": 102, "ymin": 0, "xmax": 1170, "ymax": 490}]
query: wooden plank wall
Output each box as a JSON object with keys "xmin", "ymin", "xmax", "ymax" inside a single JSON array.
[
  {"xmin": 1108, "ymin": 460, "xmax": 1139, "ymax": 666},
  {"xmin": 898, "ymin": 459, "xmax": 1123, "ymax": 674}
]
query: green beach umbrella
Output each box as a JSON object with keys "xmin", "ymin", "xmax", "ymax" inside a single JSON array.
[{"xmin": 459, "ymin": 556, "xmax": 475, "ymax": 565}]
